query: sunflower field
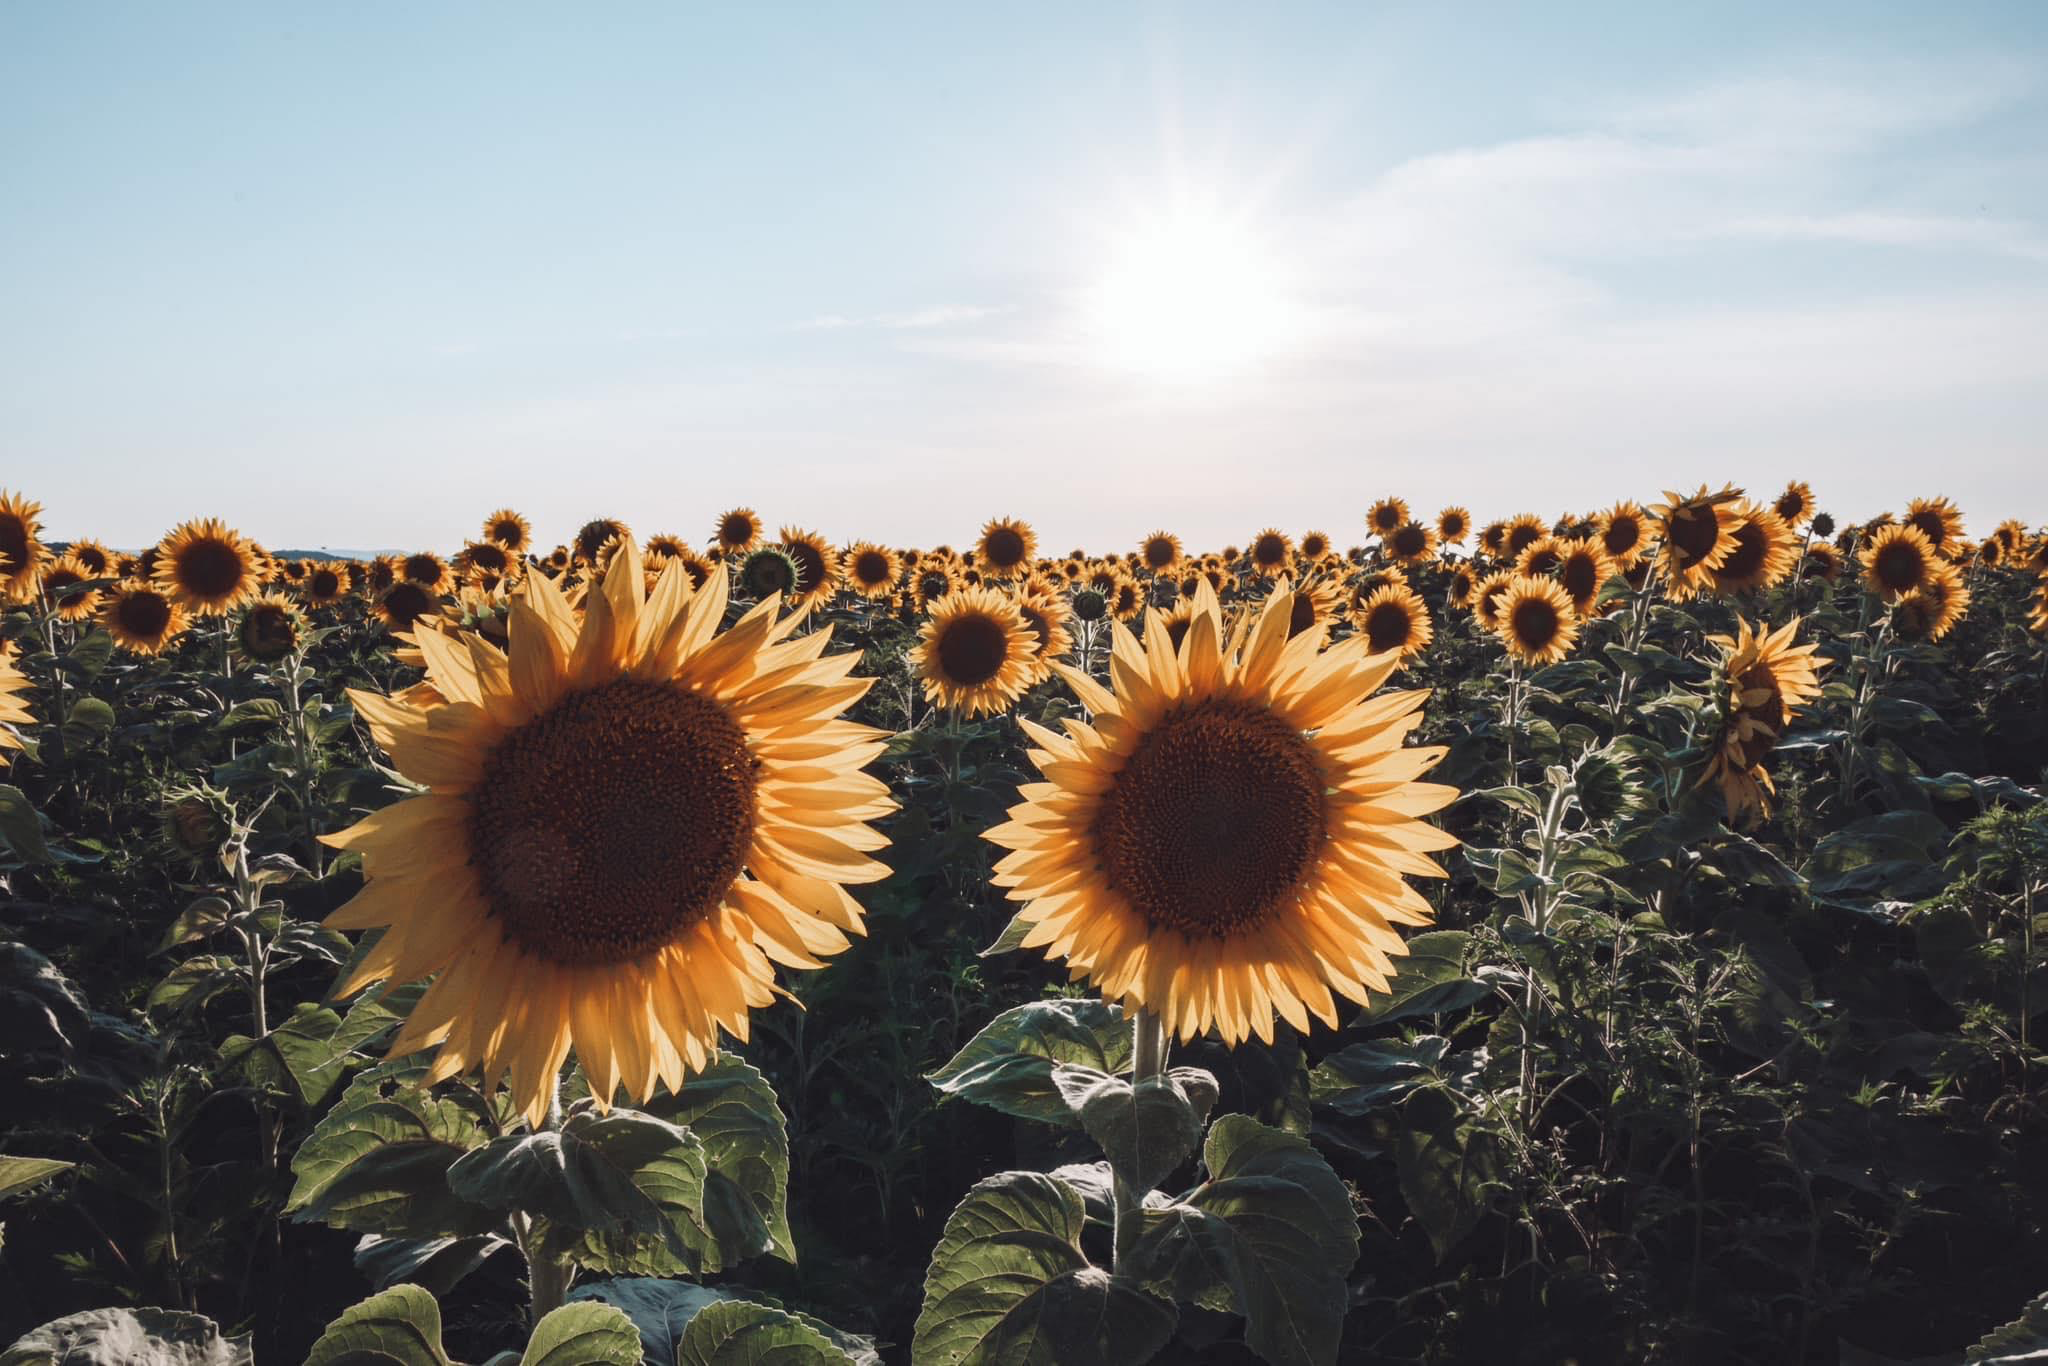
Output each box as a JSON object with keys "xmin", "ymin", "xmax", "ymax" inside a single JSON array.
[{"xmin": 2, "ymin": 487, "xmax": 2047, "ymax": 1366}]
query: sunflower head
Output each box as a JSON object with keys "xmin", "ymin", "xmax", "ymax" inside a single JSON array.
[
  {"xmin": 1387, "ymin": 522, "xmax": 1437, "ymax": 566},
  {"xmin": 1596, "ymin": 502, "xmax": 1649, "ymax": 571},
  {"xmin": 1800, "ymin": 542, "xmax": 1844, "ymax": 582},
  {"xmin": 1903, "ymin": 497, "xmax": 1965, "ymax": 557},
  {"xmin": 1249, "ymin": 529, "xmax": 1294, "ymax": 578},
  {"xmin": 915, "ymin": 586, "xmax": 1036, "ymax": 717},
  {"xmin": 845, "ymin": 543, "xmax": 900, "ymax": 599},
  {"xmin": 977, "ymin": 518, "xmax": 1038, "ymax": 579},
  {"xmin": 739, "ymin": 546, "xmax": 803, "ymax": 602},
  {"xmin": 1478, "ymin": 521, "xmax": 1510, "ymax": 559},
  {"xmin": 1502, "ymin": 513, "xmax": 1549, "ymax": 563},
  {"xmin": 1651, "ymin": 486, "xmax": 1747, "ymax": 598},
  {"xmin": 482, "ymin": 508, "xmax": 532, "ymax": 553},
  {"xmin": 778, "ymin": 528, "xmax": 840, "ymax": 607},
  {"xmin": 985, "ymin": 579, "xmax": 1458, "ymax": 1045},
  {"xmin": 0, "ymin": 641, "xmax": 31, "ymax": 763},
  {"xmin": 1861, "ymin": 524, "xmax": 1936, "ymax": 600},
  {"xmin": 401, "ymin": 552, "xmax": 451, "ymax": 594},
  {"xmin": 0, "ymin": 492, "xmax": 47, "ymax": 603},
  {"xmin": 234, "ymin": 594, "xmax": 307, "ymax": 665},
  {"xmin": 1356, "ymin": 583, "xmax": 1434, "ymax": 663},
  {"xmin": 1700, "ymin": 616, "xmax": 1826, "ymax": 827},
  {"xmin": 574, "ymin": 518, "xmax": 632, "ymax": 565},
  {"xmin": 1706, "ymin": 502, "xmax": 1796, "ymax": 596},
  {"xmin": 1447, "ymin": 565, "xmax": 1477, "ymax": 610},
  {"xmin": 1298, "ymin": 530, "xmax": 1331, "ymax": 562},
  {"xmin": 1015, "ymin": 589, "xmax": 1075, "ymax": 683},
  {"xmin": 1070, "ymin": 587, "xmax": 1108, "ymax": 623},
  {"xmin": 1471, "ymin": 571, "xmax": 1518, "ymax": 632},
  {"xmin": 1437, "ymin": 507, "xmax": 1471, "ymax": 544},
  {"xmin": 155, "ymin": 518, "xmax": 261, "ymax": 616},
  {"xmin": 160, "ymin": 783, "xmax": 233, "ymax": 865},
  {"xmin": 41, "ymin": 554, "xmax": 103, "ymax": 623},
  {"xmin": 374, "ymin": 580, "xmax": 441, "ymax": 632},
  {"xmin": 100, "ymin": 581, "xmax": 188, "ymax": 656},
  {"xmin": 1555, "ymin": 539, "xmax": 1613, "ymax": 613},
  {"xmin": 1516, "ymin": 536, "xmax": 1565, "ymax": 580},
  {"xmin": 1772, "ymin": 481, "xmax": 1816, "ymax": 528},
  {"xmin": 1496, "ymin": 575, "xmax": 1579, "ymax": 667},
  {"xmin": 1892, "ymin": 562, "xmax": 1969, "ymax": 642},
  {"xmin": 1284, "ymin": 580, "xmax": 1343, "ymax": 642},
  {"xmin": 1368, "ymin": 497, "xmax": 1410, "ymax": 536}
]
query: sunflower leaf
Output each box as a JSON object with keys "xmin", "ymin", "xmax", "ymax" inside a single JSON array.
[
  {"xmin": 515, "ymin": 1301, "xmax": 641, "ymax": 1366},
  {"xmin": 1350, "ymin": 931, "xmax": 1488, "ymax": 1026},
  {"xmin": 928, "ymin": 999, "xmax": 1134, "ymax": 1125},
  {"xmin": 675, "ymin": 1300, "xmax": 866, "ymax": 1366},
  {"xmin": 913, "ymin": 1171, "xmax": 1176, "ymax": 1366},
  {"xmin": 302, "ymin": 1284, "xmax": 453, "ymax": 1366},
  {"xmin": 1054, "ymin": 1063, "xmax": 1217, "ymax": 1195},
  {"xmin": 0, "ymin": 1306, "xmax": 252, "ymax": 1366},
  {"xmin": 0, "ymin": 1155, "xmax": 72, "ymax": 1202},
  {"xmin": 653, "ymin": 1054, "xmax": 795, "ymax": 1267},
  {"xmin": 1128, "ymin": 1115, "xmax": 1360, "ymax": 1366},
  {"xmin": 0, "ymin": 784, "xmax": 51, "ymax": 865}
]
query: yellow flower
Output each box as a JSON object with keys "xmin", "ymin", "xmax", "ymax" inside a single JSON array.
[
  {"xmin": 977, "ymin": 518, "xmax": 1038, "ymax": 580},
  {"xmin": 1354, "ymin": 583, "xmax": 1434, "ymax": 663},
  {"xmin": 914, "ymin": 586, "xmax": 1037, "ymax": 717},
  {"xmin": 1495, "ymin": 575, "xmax": 1579, "ymax": 666},
  {"xmin": 1700, "ymin": 616, "xmax": 1825, "ymax": 826},
  {"xmin": 1651, "ymin": 486, "xmax": 1747, "ymax": 599},
  {"xmin": 0, "ymin": 641, "xmax": 31, "ymax": 763},
  {"xmin": 155, "ymin": 518, "xmax": 261, "ymax": 617},
  {"xmin": 1861, "ymin": 524, "xmax": 1936, "ymax": 601},
  {"xmin": 101, "ymin": 581, "xmax": 190, "ymax": 656},
  {"xmin": 0, "ymin": 491, "xmax": 47, "ymax": 603},
  {"xmin": 482, "ymin": 508, "xmax": 532, "ymax": 555},
  {"xmin": 1436, "ymin": 507, "xmax": 1471, "ymax": 545}
]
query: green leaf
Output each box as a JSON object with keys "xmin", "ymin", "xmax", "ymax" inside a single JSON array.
[
  {"xmin": 517, "ymin": 1302, "xmax": 641, "ymax": 1366},
  {"xmin": 286, "ymin": 1060, "xmax": 505, "ymax": 1239},
  {"xmin": 1353, "ymin": 931, "xmax": 1487, "ymax": 1025},
  {"xmin": 570, "ymin": 1279, "xmax": 735, "ymax": 1363},
  {"xmin": 0, "ymin": 1156, "xmax": 73, "ymax": 1201},
  {"xmin": 1053, "ymin": 1064, "xmax": 1217, "ymax": 1194},
  {"xmin": 146, "ymin": 955, "xmax": 245, "ymax": 1019},
  {"xmin": 353, "ymin": 1233, "xmax": 509, "ymax": 1295},
  {"xmin": 914, "ymin": 1171, "xmax": 1176, "ymax": 1366},
  {"xmin": 0, "ymin": 784, "xmax": 51, "ymax": 865},
  {"xmin": 1393, "ymin": 1086, "xmax": 1502, "ymax": 1262},
  {"xmin": 303, "ymin": 1285, "xmax": 452, "ymax": 1366},
  {"xmin": 653, "ymin": 1054, "xmax": 796, "ymax": 1267},
  {"xmin": 1474, "ymin": 785, "xmax": 1545, "ymax": 818},
  {"xmin": 157, "ymin": 897, "xmax": 234, "ymax": 953},
  {"xmin": 0, "ymin": 1307, "xmax": 252, "ymax": 1366},
  {"xmin": 928, "ymin": 999, "xmax": 1133, "ymax": 1125},
  {"xmin": 60, "ymin": 628, "xmax": 114, "ymax": 679},
  {"xmin": 979, "ymin": 912, "xmax": 1032, "ymax": 957},
  {"xmin": 1969, "ymin": 1288, "xmax": 2048, "ymax": 1362},
  {"xmin": 214, "ymin": 698, "xmax": 284, "ymax": 735},
  {"xmin": 1131, "ymin": 1115, "xmax": 1359, "ymax": 1366},
  {"xmin": 62, "ymin": 696, "xmax": 116, "ymax": 740},
  {"xmin": 1310, "ymin": 1037, "xmax": 1451, "ymax": 1115},
  {"xmin": 676, "ymin": 1300, "xmax": 862, "ymax": 1366},
  {"xmin": 220, "ymin": 997, "xmax": 397, "ymax": 1107}
]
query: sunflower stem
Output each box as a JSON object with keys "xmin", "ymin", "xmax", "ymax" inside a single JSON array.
[
  {"xmin": 1112, "ymin": 1008, "xmax": 1168, "ymax": 1274},
  {"xmin": 521, "ymin": 1080, "xmax": 571, "ymax": 1324}
]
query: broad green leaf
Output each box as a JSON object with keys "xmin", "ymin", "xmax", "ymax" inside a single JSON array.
[
  {"xmin": 353, "ymin": 1233, "xmax": 510, "ymax": 1295},
  {"xmin": 61, "ymin": 628, "xmax": 114, "ymax": 679},
  {"xmin": 157, "ymin": 897, "xmax": 233, "ymax": 953},
  {"xmin": 287, "ymin": 1060, "xmax": 505, "ymax": 1239},
  {"xmin": 1310, "ymin": 1036, "xmax": 1451, "ymax": 1115},
  {"xmin": 676, "ymin": 1300, "xmax": 861, "ymax": 1366},
  {"xmin": 656, "ymin": 1054, "xmax": 796, "ymax": 1266},
  {"xmin": 1393, "ymin": 1086, "xmax": 1502, "ymax": 1263},
  {"xmin": 517, "ymin": 1301, "xmax": 641, "ymax": 1366},
  {"xmin": 0, "ymin": 785, "xmax": 50, "ymax": 865},
  {"xmin": 146, "ymin": 955, "xmax": 245, "ymax": 1019},
  {"xmin": 928, "ymin": 999, "xmax": 1133, "ymax": 1125},
  {"xmin": 1352, "ymin": 931, "xmax": 1486, "ymax": 1025},
  {"xmin": 1053, "ymin": 1064, "xmax": 1217, "ymax": 1194},
  {"xmin": 0, "ymin": 1156, "xmax": 73, "ymax": 1201},
  {"xmin": 570, "ymin": 1279, "xmax": 734, "ymax": 1363},
  {"xmin": 1131, "ymin": 1115, "xmax": 1360, "ymax": 1366},
  {"xmin": 0, "ymin": 1307, "xmax": 251, "ymax": 1366},
  {"xmin": 303, "ymin": 1285, "xmax": 452, "ymax": 1366},
  {"xmin": 914, "ymin": 1171, "xmax": 1176, "ymax": 1366},
  {"xmin": 0, "ymin": 943, "xmax": 89, "ymax": 1054},
  {"xmin": 979, "ymin": 912, "xmax": 1032, "ymax": 957}
]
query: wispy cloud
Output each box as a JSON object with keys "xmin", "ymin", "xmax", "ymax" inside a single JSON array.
[
  {"xmin": 1705, "ymin": 213, "xmax": 2048, "ymax": 260},
  {"xmin": 794, "ymin": 304, "xmax": 1006, "ymax": 332}
]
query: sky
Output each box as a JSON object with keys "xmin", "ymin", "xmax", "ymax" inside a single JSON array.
[{"xmin": 3, "ymin": 2, "xmax": 2045, "ymax": 554}]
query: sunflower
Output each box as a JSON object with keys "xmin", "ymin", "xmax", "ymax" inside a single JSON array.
[
  {"xmin": 101, "ymin": 581, "xmax": 189, "ymax": 656},
  {"xmin": 1902, "ymin": 497, "xmax": 1965, "ymax": 558},
  {"xmin": 1447, "ymin": 565, "xmax": 1477, "ymax": 610},
  {"xmin": 374, "ymin": 580, "xmax": 441, "ymax": 631},
  {"xmin": 1284, "ymin": 580, "xmax": 1344, "ymax": 641},
  {"xmin": 482, "ymin": 508, "xmax": 532, "ymax": 554},
  {"xmin": 1771, "ymin": 481, "xmax": 1815, "ymax": 529},
  {"xmin": 1699, "ymin": 616, "xmax": 1825, "ymax": 827},
  {"xmin": 1706, "ymin": 502, "xmax": 1797, "ymax": 596},
  {"xmin": 1477, "ymin": 521, "xmax": 1510, "ymax": 560},
  {"xmin": 1497, "ymin": 513, "xmax": 1545, "ymax": 563},
  {"xmin": 1651, "ymin": 486, "xmax": 1747, "ymax": 599},
  {"xmin": 1799, "ymin": 542, "xmax": 1844, "ymax": 582},
  {"xmin": 1385, "ymin": 522, "xmax": 1437, "ymax": 567},
  {"xmin": 1516, "ymin": 536, "xmax": 1565, "ymax": 579},
  {"xmin": 977, "ymin": 517, "xmax": 1037, "ymax": 580},
  {"xmin": 1248, "ymin": 529, "xmax": 1294, "ymax": 578},
  {"xmin": 984, "ymin": 579, "xmax": 1458, "ymax": 1045},
  {"xmin": 1298, "ymin": 530, "xmax": 1332, "ymax": 563},
  {"xmin": 1593, "ymin": 502, "xmax": 1649, "ymax": 572},
  {"xmin": 458, "ymin": 540, "xmax": 518, "ymax": 586},
  {"xmin": 66, "ymin": 538, "xmax": 113, "ymax": 577},
  {"xmin": 1861, "ymin": 524, "xmax": 1936, "ymax": 601},
  {"xmin": 1368, "ymin": 497, "xmax": 1410, "ymax": 537},
  {"xmin": 737, "ymin": 546, "xmax": 803, "ymax": 603},
  {"xmin": 844, "ymin": 543, "xmax": 899, "ymax": 599},
  {"xmin": 915, "ymin": 587, "xmax": 1036, "ymax": 717},
  {"xmin": 1014, "ymin": 588, "xmax": 1075, "ymax": 684},
  {"xmin": 778, "ymin": 528, "xmax": 840, "ymax": 609},
  {"xmin": 153, "ymin": 518, "xmax": 260, "ymax": 616},
  {"xmin": 1109, "ymin": 576, "xmax": 1145, "ymax": 623},
  {"xmin": 1436, "ymin": 507, "xmax": 1471, "ymax": 545},
  {"xmin": 2029, "ymin": 577, "xmax": 2048, "ymax": 636},
  {"xmin": 233, "ymin": 594, "xmax": 307, "ymax": 665},
  {"xmin": 401, "ymin": 552, "xmax": 451, "ymax": 595},
  {"xmin": 910, "ymin": 559, "xmax": 959, "ymax": 613},
  {"xmin": 0, "ymin": 642, "xmax": 30, "ymax": 763},
  {"xmin": 713, "ymin": 507, "xmax": 762, "ymax": 555},
  {"xmin": 1496, "ymin": 575, "xmax": 1579, "ymax": 666},
  {"xmin": 1555, "ymin": 539, "xmax": 1613, "ymax": 615},
  {"xmin": 301, "ymin": 563, "xmax": 349, "ymax": 607},
  {"xmin": 321, "ymin": 540, "xmax": 892, "ymax": 1126},
  {"xmin": 0, "ymin": 492, "xmax": 47, "ymax": 603},
  {"xmin": 1356, "ymin": 583, "xmax": 1434, "ymax": 663},
  {"xmin": 1472, "ymin": 571, "xmax": 1518, "ymax": 632},
  {"xmin": 41, "ymin": 554, "xmax": 103, "ymax": 624},
  {"xmin": 573, "ymin": 518, "xmax": 631, "ymax": 565},
  {"xmin": 1893, "ymin": 563, "xmax": 1969, "ymax": 642}
]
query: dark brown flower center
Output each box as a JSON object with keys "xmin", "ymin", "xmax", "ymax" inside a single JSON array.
[
  {"xmin": 1904, "ymin": 511, "xmax": 1947, "ymax": 547},
  {"xmin": 1602, "ymin": 516, "xmax": 1641, "ymax": 559},
  {"xmin": 1523, "ymin": 547, "xmax": 1561, "ymax": 577},
  {"xmin": 1511, "ymin": 596, "xmax": 1560, "ymax": 650},
  {"xmin": 115, "ymin": 589, "xmax": 173, "ymax": 639},
  {"xmin": 1667, "ymin": 504, "xmax": 1721, "ymax": 566},
  {"xmin": 936, "ymin": 612, "xmax": 1010, "ymax": 685},
  {"xmin": 470, "ymin": 679, "xmax": 757, "ymax": 966},
  {"xmin": 1716, "ymin": 523, "xmax": 1769, "ymax": 583},
  {"xmin": 1144, "ymin": 538, "xmax": 1177, "ymax": 570},
  {"xmin": 1440, "ymin": 514, "xmax": 1465, "ymax": 539},
  {"xmin": 0, "ymin": 515, "xmax": 29, "ymax": 575},
  {"xmin": 1288, "ymin": 594, "xmax": 1318, "ymax": 638},
  {"xmin": 1873, "ymin": 539, "xmax": 1925, "ymax": 593},
  {"xmin": 1391, "ymin": 525, "xmax": 1428, "ymax": 560},
  {"xmin": 402, "ymin": 553, "xmax": 444, "ymax": 586},
  {"xmin": 784, "ymin": 539, "xmax": 829, "ymax": 595},
  {"xmin": 1560, "ymin": 553, "xmax": 1601, "ymax": 604},
  {"xmin": 1019, "ymin": 604, "xmax": 1052, "ymax": 654},
  {"xmin": 1366, "ymin": 601, "xmax": 1414, "ymax": 653},
  {"xmin": 576, "ymin": 521, "xmax": 625, "ymax": 562},
  {"xmin": 379, "ymin": 582, "xmax": 435, "ymax": 626},
  {"xmin": 1252, "ymin": 534, "xmax": 1287, "ymax": 567},
  {"xmin": 1096, "ymin": 699, "xmax": 1328, "ymax": 939},
  {"xmin": 1373, "ymin": 506, "xmax": 1401, "ymax": 532},
  {"xmin": 491, "ymin": 519, "xmax": 525, "ymax": 547},
  {"xmin": 310, "ymin": 568, "xmax": 342, "ymax": 599},
  {"xmin": 1775, "ymin": 491, "xmax": 1806, "ymax": 522},
  {"xmin": 983, "ymin": 528, "xmax": 1028, "ymax": 570},
  {"xmin": 178, "ymin": 539, "xmax": 247, "ymax": 599},
  {"xmin": 854, "ymin": 550, "xmax": 892, "ymax": 586},
  {"xmin": 239, "ymin": 604, "xmax": 299, "ymax": 661}
]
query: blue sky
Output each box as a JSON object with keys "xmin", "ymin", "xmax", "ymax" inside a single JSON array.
[{"xmin": 4, "ymin": 2, "xmax": 2045, "ymax": 553}]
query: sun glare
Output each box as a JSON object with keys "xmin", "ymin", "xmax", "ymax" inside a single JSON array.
[{"xmin": 1086, "ymin": 206, "xmax": 1301, "ymax": 381}]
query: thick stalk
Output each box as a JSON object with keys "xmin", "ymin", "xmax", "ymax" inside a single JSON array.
[
  {"xmin": 1112, "ymin": 1008, "xmax": 1169, "ymax": 1273},
  {"xmin": 520, "ymin": 1082, "xmax": 571, "ymax": 1323}
]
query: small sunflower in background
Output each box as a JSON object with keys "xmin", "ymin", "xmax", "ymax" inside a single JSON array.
[
  {"xmin": 1248, "ymin": 528, "xmax": 1294, "ymax": 578},
  {"xmin": 1108, "ymin": 576, "xmax": 1145, "ymax": 622},
  {"xmin": 1014, "ymin": 587, "xmax": 1074, "ymax": 684},
  {"xmin": 1706, "ymin": 502, "xmax": 1797, "ymax": 597},
  {"xmin": 101, "ymin": 581, "xmax": 189, "ymax": 656},
  {"xmin": 1892, "ymin": 562, "xmax": 1969, "ymax": 643},
  {"xmin": 1555, "ymin": 539, "xmax": 1613, "ymax": 616},
  {"xmin": 323, "ymin": 538, "xmax": 893, "ymax": 1127},
  {"xmin": 1437, "ymin": 506, "xmax": 1471, "ymax": 545},
  {"xmin": 1652, "ymin": 486, "xmax": 1747, "ymax": 599},
  {"xmin": 1138, "ymin": 530, "xmax": 1183, "ymax": 575},
  {"xmin": 778, "ymin": 527, "xmax": 841, "ymax": 609},
  {"xmin": 1902, "ymin": 497, "xmax": 1966, "ymax": 559},
  {"xmin": 0, "ymin": 641, "xmax": 31, "ymax": 763},
  {"xmin": 573, "ymin": 517, "xmax": 631, "ymax": 565},
  {"xmin": 1599, "ymin": 501, "xmax": 1653, "ymax": 570},
  {"xmin": 977, "ymin": 517, "xmax": 1037, "ymax": 580},
  {"xmin": 1773, "ymin": 481, "xmax": 1816, "ymax": 529},
  {"xmin": 156, "ymin": 518, "xmax": 262, "ymax": 616},
  {"xmin": 41, "ymin": 553, "xmax": 102, "ymax": 624},
  {"xmin": 1386, "ymin": 522, "xmax": 1437, "ymax": 567},
  {"xmin": 1298, "ymin": 529, "xmax": 1333, "ymax": 563},
  {"xmin": 910, "ymin": 558, "xmax": 959, "ymax": 613},
  {"xmin": 482, "ymin": 508, "xmax": 531, "ymax": 555},
  {"xmin": 458, "ymin": 540, "xmax": 518, "ymax": 589},
  {"xmin": 1515, "ymin": 535, "xmax": 1565, "ymax": 579},
  {"xmin": 1477, "ymin": 520, "xmax": 1511, "ymax": 561},
  {"xmin": 233, "ymin": 594, "xmax": 307, "ymax": 666},
  {"xmin": 915, "ymin": 586, "xmax": 1036, "ymax": 718},
  {"xmin": 712, "ymin": 507, "xmax": 762, "ymax": 555},
  {"xmin": 1496, "ymin": 575, "xmax": 1579, "ymax": 666},
  {"xmin": 1356, "ymin": 582, "xmax": 1434, "ymax": 663},
  {"xmin": 985, "ymin": 579, "xmax": 1458, "ymax": 1046},
  {"xmin": 1472, "ymin": 570, "xmax": 1519, "ymax": 633},
  {"xmin": 1800, "ymin": 542, "xmax": 1844, "ymax": 583},
  {"xmin": 1700, "ymin": 617, "xmax": 1825, "ymax": 826},
  {"xmin": 1284, "ymin": 579, "xmax": 1345, "ymax": 641},
  {"xmin": 1501, "ymin": 512, "xmax": 1549, "ymax": 562},
  {"xmin": 400, "ymin": 551, "xmax": 451, "ymax": 594},
  {"xmin": 373, "ymin": 580, "xmax": 441, "ymax": 632},
  {"xmin": 302, "ymin": 563, "xmax": 350, "ymax": 608},
  {"xmin": 1446, "ymin": 565, "xmax": 1478, "ymax": 611},
  {"xmin": 1368, "ymin": 496, "xmax": 1409, "ymax": 537},
  {"xmin": 844, "ymin": 542, "xmax": 900, "ymax": 599},
  {"xmin": 66, "ymin": 538, "xmax": 113, "ymax": 577},
  {"xmin": 1861, "ymin": 524, "xmax": 1937, "ymax": 601},
  {"xmin": 738, "ymin": 545, "xmax": 804, "ymax": 603}
]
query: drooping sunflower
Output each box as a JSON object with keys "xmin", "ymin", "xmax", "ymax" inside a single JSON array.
[
  {"xmin": 1248, "ymin": 529, "xmax": 1294, "ymax": 578},
  {"xmin": 0, "ymin": 491, "xmax": 47, "ymax": 603},
  {"xmin": 1706, "ymin": 502, "xmax": 1797, "ymax": 596},
  {"xmin": 844, "ymin": 543, "xmax": 900, "ymax": 599},
  {"xmin": 1356, "ymin": 583, "xmax": 1434, "ymax": 664},
  {"xmin": 1472, "ymin": 571, "xmax": 1518, "ymax": 633},
  {"xmin": 1892, "ymin": 562, "xmax": 1969, "ymax": 642},
  {"xmin": 101, "ymin": 581, "xmax": 189, "ymax": 656},
  {"xmin": 1861, "ymin": 524, "xmax": 1936, "ymax": 601},
  {"xmin": 1447, "ymin": 565, "xmax": 1477, "ymax": 611},
  {"xmin": 1495, "ymin": 575, "xmax": 1579, "ymax": 666},
  {"xmin": 914, "ymin": 586, "xmax": 1036, "ymax": 718},
  {"xmin": 0, "ymin": 642, "xmax": 31, "ymax": 763},
  {"xmin": 1368, "ymin": 497, "xmax": 1410, "ymax": 537},
  {"xmin": 233, "ymin": 594, "xmax": 307, "ymax": 665},
  {"xmin": 778, "ymin": 528, "xmax": 841, "ymax": 609},
  {"xmin": 713, "ymin": 508, "xmax": 763, "ymax": 555},
  {"xmin": 1772, "ymin": 481, "xmax": 1816, "ymax": 529},
  {"xmin": 1014, "ymin": 588, "xmax": 1075, "ymax": 684},
  {"xmin": 1902, "ymin": 497, "xmax": 1965, "ymax": 559},
  {"xmin": 1477, "ymin": 521, "xmax": 1510, "ymax": 561},
  {"xmin": 41, "ymin": 554, "xmax": 103, "ymax": 624},
  {"xmin": 977, "ymin": 517, "xmax": 1037, "ymax": 580},
  {"xmin": 155, "ymin": 518, "xmax": 261, "ymax": 617},
  {"xmin": 1800, "ymin": 542, "xmax": 1844, "ymax": 582},
  {"xmin": 322, "ymin": 541, "xmax": 892, "ymax": 1126},
  {"xmin": 1437, "ymin": 507, "xmax": 1471, "ymax": 545},
  {"xmin": 1555, "ymin": 539, "xmax": 1614, "ymax": 615},
  {"xmin": 1385, "ymin": 522, "xmax": 1437, "ymax": 567},
  {"xmin": 482, "ymin": 509, "xmax": 532, "ymax": 554},
  {"xmin": 1651, "ymin": 486, "xmax": 1747, "ymax": 599},
  {"xmin": 1699, "ymin": 616, "xmax": 1825, "ymax": 827},
  {"xmin": 984, "ymin": 579, "xmax": 1459, "ymax": 1045}
]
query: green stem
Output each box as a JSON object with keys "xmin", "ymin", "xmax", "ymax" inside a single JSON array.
[
  {"xmin": 521, "ymin": 1081, "xmax": 571, "ymax": 1324},
  {"xmin": 1112, "ymin": 1008, "xmax": 1168, "ymax": 1273}
]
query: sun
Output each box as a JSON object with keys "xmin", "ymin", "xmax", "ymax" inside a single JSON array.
[{"xmin": 1086, "ymin": 204, "xmax": 1301, "ymax": 380}]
